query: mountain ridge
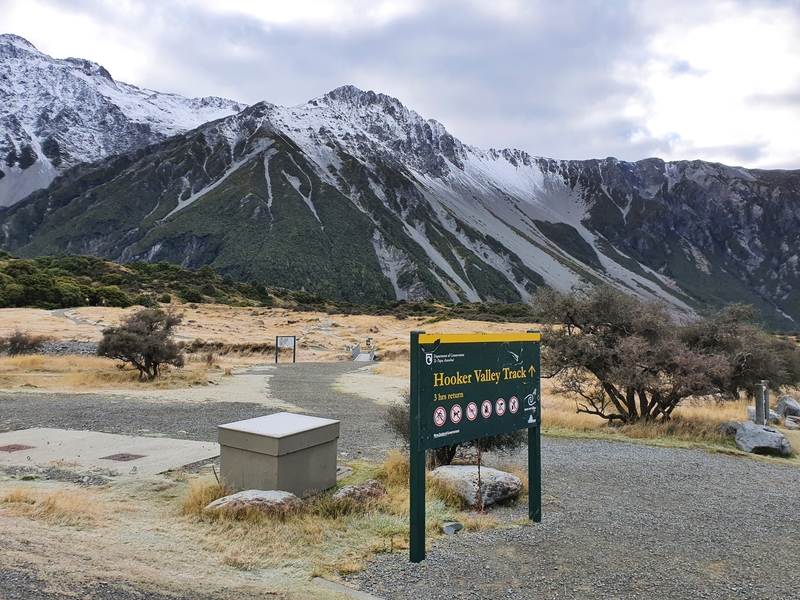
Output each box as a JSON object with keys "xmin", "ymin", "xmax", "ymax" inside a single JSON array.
[{"xmin": 1, "ymin": 37, "xmax": 798, "ymax": 328}]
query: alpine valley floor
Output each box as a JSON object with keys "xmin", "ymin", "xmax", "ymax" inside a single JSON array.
[{"xmin": 0, "ymin": 307, "xmax": 799, "ymax": 599}]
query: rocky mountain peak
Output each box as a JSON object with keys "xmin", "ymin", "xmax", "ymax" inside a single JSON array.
[
  {"xmin": 0, "ymin": 33, "xmax": 39, "ymax": 54},
  {"xmin": 0, "ymin": 34, "xmax": 246, "ymax": 207}
]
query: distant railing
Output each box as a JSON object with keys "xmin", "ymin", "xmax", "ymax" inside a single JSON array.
[{"xmin": 352, "ymin": 343, "xmax": 376, "ymax": 361}]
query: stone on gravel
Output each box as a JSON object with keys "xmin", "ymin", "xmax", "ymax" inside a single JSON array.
[
  {"xmin": 774, "ymin": 396, "xmax": 800, "ymax": 418},
  {"xmin": 735, "ymin": 420, "xmax": 791, "ymax": 455},
  {"xmin": 205, "ymin": 490, "xmax": 302, "ymax": 514},
  {"xmin": 332, "ymin": 479, "xmax": 387, "ymax": 504},
  {"xmin": 747, "ymin": 406, "xmax": 781, "ymax": 424},
  {"xmin": 442, "ymin": 521, "xmax": 463, "ymax": 535},
  {"xmin": 717, "ymin": 421, "xmax": 739, "ymax": 436},
  {"xmin": 429, "ymin": 465, "xmax": 522, "ymax": 507}
]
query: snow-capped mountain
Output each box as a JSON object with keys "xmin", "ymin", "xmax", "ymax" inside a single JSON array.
[
  {"xmin": 1, "ymin": 37, "xmax": 798, "ymax": 328},
  {"xmin": 0, "ymin": 34, "xmax": 245, "ymax": 206}
]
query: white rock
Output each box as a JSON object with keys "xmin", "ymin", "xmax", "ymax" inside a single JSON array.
[
  {"xmin": 429, "ymin": 465, "xmax": 522, "ymax": 507},
  {"xmin": 204, "ymin": 489, "xmax": 302, "ymax": 514}
]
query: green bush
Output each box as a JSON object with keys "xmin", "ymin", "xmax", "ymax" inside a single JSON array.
[
  {"xmin": 94, "ymin": 286, "xmax": 134, "ymax": 308},
  {"xmin": 181, "ymin": 287, "xmax": 204, "ymax": 303},
  {"xmin": 159, "ymin": 293, "xmax": 172, "ymax": 303},
  {"xmin": 133, "ymin": 294, "xmax": 159, "ymax": 308}
]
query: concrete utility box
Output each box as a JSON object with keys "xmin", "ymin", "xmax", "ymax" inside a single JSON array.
[{"xmin": 218, "ymin": 412, "xmax": 340, "ymax": 497}]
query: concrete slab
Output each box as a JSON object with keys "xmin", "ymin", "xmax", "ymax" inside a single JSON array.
[{"xmin": 0, "ymin": 428, "xmax": 219, "ymax": 476}]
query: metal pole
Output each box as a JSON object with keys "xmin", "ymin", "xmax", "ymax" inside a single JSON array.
[
  {"xmin": 409, "ymin": 331, "xmax": 426, "ymax": 563},
  {"xmin": 275, "ymin": 336, "xmax": 279, "ymax": 364},
  {"xmin": 528, "ymin": 330, "xmax": 541, "ymax": 523},
  {"xmin": 762, "ymin": 380, "xmax": 770, "ymax": 423},
  {"xmin": 754, "ymin": 383, "xmax": 765, "ymax": 425}
]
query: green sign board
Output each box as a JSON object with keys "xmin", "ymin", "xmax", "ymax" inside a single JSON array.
[
  {"xmin": 409, "ymin": 331, "xmax": 542, "ymax": 563},
  {"xmin": 415, "ymin": 333, "xmax": 541, "ymax": 450}
]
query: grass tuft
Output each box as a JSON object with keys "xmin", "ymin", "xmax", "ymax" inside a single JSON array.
[
  {"xmin": 181, "ymin": 479, "xmax": 232, "ymax": 515},
  {"xmin": 2, "ymin": 486, "xmax": 101, "ymax": 527}
]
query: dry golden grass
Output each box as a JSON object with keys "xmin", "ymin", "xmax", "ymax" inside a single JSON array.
[
  {"xmin": 181, "ymin": 479, "xmax": 232, "ymax": 515},
  {"xmin": 370, "ymin": 361, "xmax": 409, "ymax": 378},
  {"xmin": 176, "ymin": 454, "xmax": 498, "ymax": 577},
  {"xmin": 0, "ymin": 353, "xmax": 212, "ymax": 390},
  {"xmin": 2, "ymin": 486, "xmax": 104, "ymax": 527}
]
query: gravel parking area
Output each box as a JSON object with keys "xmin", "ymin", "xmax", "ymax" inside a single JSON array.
[
  {"xmin": 2, "ymin": 362, "xmax": 799, "ymax": 599},
  {"xmin": 349, "ymin": 438, "xmax": 800, "ymax": 600}
]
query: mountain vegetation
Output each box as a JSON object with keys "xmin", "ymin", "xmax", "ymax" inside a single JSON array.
[{"xmin": 0, "ymin": 252, "xmax": 545, "ymax": 323}]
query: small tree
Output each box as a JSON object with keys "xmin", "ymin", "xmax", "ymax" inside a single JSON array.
[
  {"xmin": 98, "ymin": 308, "xmax": 184, "ymax": 379},
  {"xmin": 680, "ymin": 304, "xmax": 800, "ymax": 397},
  {"xmin": 0, "ymin": 330, "xmax": 48, "ymax": 355},
  {"xmin": 534, "ymin": 286, "xmax": 731, "ymax": 423}
]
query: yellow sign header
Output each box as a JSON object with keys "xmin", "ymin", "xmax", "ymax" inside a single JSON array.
[{"xmin": 418, "ymin": 332, "xmax": 541, "ymax": 344}]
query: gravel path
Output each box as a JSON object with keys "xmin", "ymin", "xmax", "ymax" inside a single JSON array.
[
  {"xmin": 349, "ymin": 438, "xmax": 800, "ymax": 600},
  {"xmin": 2, "ymin": 363, "xmax": 800, "ymax": 599}
]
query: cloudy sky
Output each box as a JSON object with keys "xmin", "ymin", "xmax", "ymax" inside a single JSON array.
[{"xmin": 3, "ymin": 0, "xmax": 800, "ymax": 169}]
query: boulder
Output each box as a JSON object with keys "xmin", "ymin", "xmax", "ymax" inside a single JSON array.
[
  {"xmin": 442, "ymin": 521, "xmax": 463, "ymax": 535},
  {"xmin": 717, "ymin": 421, "xmax": 739, "ymax": 436},
  {"xmin": 774, "ymin": 396, "xmax": 800, "ymax": 418},
  {"xmin": 785, "ymin": 415, "xmax": 800, "ymax": 430},
  {"xmin": 428, "ymin": 465, "xmax": 523, "ymax": 507},
  {"xmin": 331, "ymin": 479, "xmax": 387, "ymax": 504},
  {"xmin": 747, "ymin": 406, "xmax": 781, "ymax": 424},
  {"xmin": 204, "ymin": 490, "xmax": 302, "ymax": 514},
  {"xmin": 735, "ymin": 420, "xmax": 791, "ymax": 456}
]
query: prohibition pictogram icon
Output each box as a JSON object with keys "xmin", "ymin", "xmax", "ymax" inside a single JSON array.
[
  {"xmin": 466, "ymin": 402, "xmax": 478, "ymax": 421},
  {"xmin": 450, "ymin": 404, "xmax": 462, "ymax": 424},
  {"xmin": 481, "ymin": 399, "xmax": 492, "ymax": 418},
  {"xmin": 434, "ymin": 406, "xmax": 447, "ymax": 427},
  {"xmin": 495, "ymin": 397, "xmax": 506, "ymax": 416},
  {"xmin": 509, "ymin": 396, "xmax": 519, "ymax": 414}
]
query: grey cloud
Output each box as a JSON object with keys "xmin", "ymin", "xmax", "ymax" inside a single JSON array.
[
  {"xmin": 669, "ymin": 60, "xmax": 709, "ymax": 77},
  {"xmin": 747, "ymin": 92, "xmax": 800, "ymax": 108},
  {"xmin": 23, "ymin": 0, "xmax": 798, "ymax": 167}
]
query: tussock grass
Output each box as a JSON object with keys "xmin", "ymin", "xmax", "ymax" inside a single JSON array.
[
  {"xmin": 0, "ymin": 353, "xmax": 211, "ymax": 389},
  {"xmin": 178, "ymin": 457, "xmax": 470, "ymax": 577},
  {"xmin": 182, "ymin": 479, "xmax": 232, "ymax": 515},
  {"xmin": 541, "ymin": 387, "xmax": 762, "ymax": 448},
  {"xmin": 2, "ymin": 486, "xmax": 102, "ymax": 527}
]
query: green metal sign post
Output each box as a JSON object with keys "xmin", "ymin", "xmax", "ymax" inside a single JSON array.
[{"xmin": 409, "ymin": 331, "xmax": 542, "ymax": 563}]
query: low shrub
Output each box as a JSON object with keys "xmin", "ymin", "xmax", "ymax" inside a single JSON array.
[{"xmin": 0, "ymin": 330, "xmax": 49, "ymax": 355}]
